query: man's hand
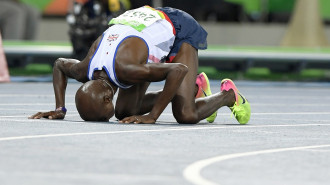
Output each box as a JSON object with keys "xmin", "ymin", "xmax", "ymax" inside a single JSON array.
[
  {"xmin": 28, "ymin": 110, "xmax": 66, "ymax": 120},
  {"xmin": 119, "ymin": 114, "xmax": 156, "ymax": 124}
]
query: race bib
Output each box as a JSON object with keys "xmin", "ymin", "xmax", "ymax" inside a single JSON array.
[{"xmin": 109, "ymin": 6, "xmax": 164, "ymax": 32}]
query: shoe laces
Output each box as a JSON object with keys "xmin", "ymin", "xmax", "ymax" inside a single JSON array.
[{"xmin": 230, "ymin": 102, "xmax": 244, "ymax": 119}]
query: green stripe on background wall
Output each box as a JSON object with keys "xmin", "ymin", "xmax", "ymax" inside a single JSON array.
[
  {"xmin": 320, "ymin": 0, "xmax": 330, "ymax": 19},
  {"xmin": 20, "ymin": 0, "xmax": 53, "ymax": 11},
  {"xmin": 20, "ymin": 0, "xmax": 330, "ymax": 19},
  {"xmin": 225, "ymin": 0, "xmax": 330, "ymax": 19},
  {"xmin": 225, "ymin": 0, "xmax": 260, "ymax": 14}
]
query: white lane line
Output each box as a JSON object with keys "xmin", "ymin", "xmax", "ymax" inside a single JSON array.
[
  {"xmin": 0, "ymin": 103, "xmax": 75, "ymax": 106},
  {"xmin": 300, "ymin": 148, "xmax": 330, "ymax": 153},
  {"xmin": 0, "ymin": 127, "xmax": 225, "ymax": 141},
  {"xmin": 0, "ymin": 112, "xmax": 325, "ymax": 121},
  {"xmin": 0, "ymin": 94, "xmax": 74, "ymax": 97},
  {"xmin": 183, "ymin": 144, "xmax": 330, "ymax": 185},
  {"xmin": 0, "ymin": 114, "xmax": 80, "ymax": 118},
  {"xmin": 3, "ymin": 171, "xmax": 178, "ymax": 181},
  {"xmin": 162, "ymin": 112, "xmax": 330, "ymax": 116},
  {"xmin": 252, "ymin": 104, "xmax": 330, "ymax": 107},
  {"xmin": 1, "ymin": 112, "xmax": 329, "ymax": 118},
  {"xmin": 250, "ymin": 112, "xmax": 330, "ymax": 115},
  {"xmin": 0, "ymin": 103, "xmax": 327, "ymax": 106},
  {"xmin": 0, "ymin": 108, "xmax": 80, "ymax": 112},
  {"xmin": 251, "ymin": 95, "xmax": 330, "ymax": 99},
  {"xmin": 0, "ymin": 109, "xmax": 48, "ymax": 111},
  {"xmin": 0, "ymin": 94, "xmax": 327, "ymax": 99},
  {"xmin": 0, "ymin": 123, "xmax": 330, "ymax": 141},
  {"xmin": 252, "ymin": 117, "xmax": 330, "ymax": 122}
]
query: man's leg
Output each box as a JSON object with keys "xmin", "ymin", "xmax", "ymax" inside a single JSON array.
[
  {"xmin": 171, "ymin": 43, "xmax": 235, "ymax": 124},
  {"xmin": 136, "ymin": 83, "xmax": 199, "ymax": 116},
  {"xmin": 133, "ymin": 43, "xmax": 235, "ymax": 124}
]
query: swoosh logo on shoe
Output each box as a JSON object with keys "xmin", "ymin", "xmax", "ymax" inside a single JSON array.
[
  {"xmin": 238, "ymin": 93, "xmax": 246, "ymax": 104},
  {"xmin": 201, "ymin": 88, "xmax": 207, "ymax": 97}
]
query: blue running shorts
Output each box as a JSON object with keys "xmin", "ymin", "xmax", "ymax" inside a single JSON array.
[{"xmin": 156, "ymin": 7, "xmax": 208, "ymax": 62}]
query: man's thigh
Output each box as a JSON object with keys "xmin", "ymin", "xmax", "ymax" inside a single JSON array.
[
  {"xmin": 115, "ymin": 82, "xmax": 150, "ymax": 118},
  {"xmin": 171, "ymin": 42, "xmax": 198, "ymax": 114}
]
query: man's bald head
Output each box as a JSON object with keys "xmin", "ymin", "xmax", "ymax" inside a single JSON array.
[{"xmin": 75, "ymin": 80, "xmax": 114, "ymax": 121}]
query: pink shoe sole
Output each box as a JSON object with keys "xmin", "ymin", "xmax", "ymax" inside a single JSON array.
[{"xmin": 195, "ymin": 72, "xmax": 209, "ymax": 98}]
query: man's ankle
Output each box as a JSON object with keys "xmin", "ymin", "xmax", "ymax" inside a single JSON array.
[{"xmin": 222, "ymin": 89, "xmax": 236, "ymax": 107}]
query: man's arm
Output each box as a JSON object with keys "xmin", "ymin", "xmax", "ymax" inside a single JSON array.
[
  {"xmin": 29, "ymin": 58, "xmax": 88, "ymax": 119},
  {"xmin": 29, "ymin": 34, "xmax": 103, "ymax": 120},
  {"xmin": 53, "ymin": 58, "xmax": 89, "ymax": 109},
  {"xmin": 119, "ymin": 63, "xmax": 188, "ymax": 123}
]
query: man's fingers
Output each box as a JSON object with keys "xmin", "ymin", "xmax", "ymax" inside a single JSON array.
[
  {"xmin": 119, "ymin": 115, "xmax": 156, "ymax": 124},
  {"xmin": 39, "ymin": 112, "xmax": 50, "ymax": 119},
  {"xmin": 124, "ymin": 117, "xmax": 135, "ymax": 123},
  {"xmin": 119, "ymin": 116, "xmax": 136, "ymax": 123},
  {"xmin": 28, "ymin": 112, "xmax": 43, "ymax": 119},
  {"xmin": 28, "ymin": 111, "xmax": 56, "ymax": 119},
  {"xmin": 49, "ymin": 112, "xmax": 65, "ymax": 120},
  {"xmin": 133, "ymin": 118, "xmax": 140, "ymax": 124}
]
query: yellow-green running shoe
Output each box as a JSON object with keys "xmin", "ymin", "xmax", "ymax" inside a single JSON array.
[
  {"xmin": 196, "ymin": 72, "xmax": 217, "ymax": 123},
  {"xmin": 220, "ymin": 78, "xmax": 251, "ymax": 124}
]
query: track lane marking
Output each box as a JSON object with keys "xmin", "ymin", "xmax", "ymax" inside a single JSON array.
[
  {"xmin": 0, "ymin": 103, "xmax": 75, "ymax": 106},
  {"xmin": 0, "ymin": 94, "xmax": 74, "ymax": 97},
  {"xmin": 1, "ymin": 94, "xmax": 329, "ymax": 99},
  {"xmin": 0, "ymin": 123, "xmax": 330, "ymax": 142},
  {"xmin": 1, "ymin": 103, "xmax": 330, "ymax": 107},
  {"xmin": 1, "ymin": 112, "xmax": 330, "ymax": 118},
  {"xmin": 183, "ymin": 144, "xmax": 330, "ymax": 185}
]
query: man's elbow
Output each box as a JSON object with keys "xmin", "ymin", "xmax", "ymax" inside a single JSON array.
[
  {"xmin": 175, "ymin": 63, "xmax": 188, "ymax": 77},
  {"xmin": 53, "ymin": 58, "xmax": 65, "ymax": 70}
]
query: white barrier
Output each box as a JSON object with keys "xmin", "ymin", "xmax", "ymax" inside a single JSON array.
[{"xmin": 0, "ymin": 33, "xmax": 10, "ymax": 82}]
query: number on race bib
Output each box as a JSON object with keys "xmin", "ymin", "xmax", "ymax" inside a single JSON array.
[{"xmin": 109, "ymin": 6, "xmax": 164, "ymax": 31}]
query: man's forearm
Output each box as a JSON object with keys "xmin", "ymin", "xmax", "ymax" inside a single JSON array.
[
  {"xmin": 53, "ymin": 59, "xmax": 68, "ymax": 109},
  {"xmin": 148, "ymin": 64, "xmax": 188, "ymax": 120}
]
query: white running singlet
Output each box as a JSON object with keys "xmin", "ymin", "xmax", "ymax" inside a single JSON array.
[{"xmin": 87, "ymin": 6, "xmax": 175, "ymax": 89}]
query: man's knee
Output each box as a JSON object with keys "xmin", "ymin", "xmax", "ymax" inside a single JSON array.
[
  {"xmin": 115, "ymin": 106, "xmax": 138, "ymax": 120},
  {"xmin": 173, "ymin": 109, "xmax": 199, "ymax": 124}
]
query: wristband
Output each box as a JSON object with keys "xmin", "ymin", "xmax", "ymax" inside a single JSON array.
[{"xmin": 55, "ymin": 107, "xmax": 67, "ymax": 113}]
